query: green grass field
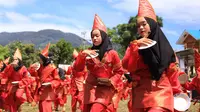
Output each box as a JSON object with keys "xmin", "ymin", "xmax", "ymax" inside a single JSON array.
[{"xmin": 20, "ymin": 96, "xmax": 200, "ymax": 112}]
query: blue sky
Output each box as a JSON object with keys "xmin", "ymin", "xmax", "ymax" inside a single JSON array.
[{"xmin": 0, "ymin": 0, "xmax": 200, "ymax": 51}]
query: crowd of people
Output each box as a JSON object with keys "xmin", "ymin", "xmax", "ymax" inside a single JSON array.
[{"xmin": 0, "ymin": 0, "xmax": 200, "ymax": 112}]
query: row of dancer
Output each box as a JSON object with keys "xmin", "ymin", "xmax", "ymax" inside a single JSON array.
[{"xmin": 0, "ymin": 43, "xmax": 88, "ymax": 112}]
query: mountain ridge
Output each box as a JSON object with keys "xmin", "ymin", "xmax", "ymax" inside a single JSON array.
[{"xmin": 0, "ymin": 29, "xmax": 91, "ymax": 48}]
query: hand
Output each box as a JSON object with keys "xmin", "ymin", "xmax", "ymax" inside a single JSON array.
[
  {"xmin": 30, "ymin": 62, "xmax": 40, "ymax": 71},
  {"xmin": 97, "ymin": 78, "xmax": 112, "ymax": 86},
  {"xmin": 31, "ymin": 101, "xmax": 36, "ymax": 107},
  {"xmin": 82, "ymin": 50, "xmax": 98, "ymax": 56},
  {"xmin": 137, "ymin": 38, "xmax": 154, "ymax": 47}
]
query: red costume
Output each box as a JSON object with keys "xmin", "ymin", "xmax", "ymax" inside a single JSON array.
[
  {"xmin": 69, "ymin": 49, "xmax": 87, "ymax": 112},
  {"xmin": 70, "ymin": 64, "xmax": 87, "ymax": 112},
  {"xmin": 75, "ymin": 50, "xmax": 123, "ymax": 112},
  {"xmin": 167, "ymin": 57, "xmax": 185, "ymax": 95},
  {"xmin": 54, "ymin": 67, "xmax": 71, "ymax": 112},
  {"xmin": 121, "ymin": 80, "xmax": 132, "ymax": 112},
  {"xmin": 29, "ymin": 43, "xmax": 60, "ymax": 112},
  {"xmin": 0, "ymin": 57, "xmax": 10, "ymax": 111},
  {"xmin": 74, "ymin": 14, "xmax": 124, "ymax": 112},
  {"xmin": 167, "ymin": 57, "xmax": 190, "ymax": 112},
  {"xmin": 3, "ymin": 49, "xmax": 33, "ymax": 112},
  {"xmin": 122, "ymin": 0, "xmax": 176, "ymax": 111},
  {"xmin": 182, "ymin": 50, "xmax": 200, "ymax": 93},
  {"xmin": 122, "ymin": 44, "xmax": 174, "ymax": 112}
]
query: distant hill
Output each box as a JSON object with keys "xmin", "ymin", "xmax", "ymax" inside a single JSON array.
[{"xmin": 0, "ymin": 29, "xmax": 91, "ymax": 48}]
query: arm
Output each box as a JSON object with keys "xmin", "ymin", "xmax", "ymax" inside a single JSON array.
[
  {"xmin": 182, "ymin": 80, "xmax": 196, "ymax": 91},
  {"xmin": 166, "ymin": 63, "xmax": 184, "ymax": 94},
  {"xmin": 28, "ymin": 66, "xmax": 39, "ymax": 77},
  {"xmin": 1, "ymin": 65, "xmax": 12, "ymax": 84},
  {"xmin": 66, "ymin": 65, "xmax": 72, "ymax": 75},
  {"xmin": 122, "ymin": 41, "xmax": 140, "ymax": 72},
  {"xmin": 185, "ymin": 49, "xmax": 200, "ymax": 92},
  {"xmin": 50, "ymin": 68, "xmax": 61, "ymax": 89},
  {"xmin": 18, "ymin": 67, "xmax": 35, "ymax": 103},
  {"xmin": 109, "ymin": 50, "xmax": 124, "ymax": 91},
  {"xmin": 18, "ymin": 67, "xmax": 33, "ymax": 89},
  {"xmin": 73, "ymin": 52, "xmax": 87, "ymax": 72}
]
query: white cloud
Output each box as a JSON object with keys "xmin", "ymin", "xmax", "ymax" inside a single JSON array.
[
  {"xmin": 162, "ymin": 28, "xmax": 179, "ymax": 37},
  {"xmin": 0, "ymin": 11, "xmax": 91, "ymax": 40},
  {"xmin": 0, "ymin": 0, "xmax": 35, "ymax": 7},
  {"xmin": 161, "ymin": 28, "xmax": 184, "ymax": 50},
  {"xmin": 106, "ymin": 0, "xmax": 121, "ymax": 3},
  {"xmin": 29, "ymin": 13, "xmax": 53, "ymax": 19},
  {"xmin": 30, "ymin": 13, "xmax": 72, "ymax": 23},
  {"xmin": 109, "ymin": 0, "xmax": 200, "ymax": 25},
  {"xmin": 107, "ymin": 0, "xmax": 113, "ymax": 3},
  {"xmin": 30, "ymin": 13, "xmax": 87, "ymax": 29},
  {"xmin": 0, "ymin": 22, "xmax": 91, "ymax": 40},
  {"xmin": 4, "ymin": 12, "xmax": 31, "ymax": 23},
  {"xmin": 112, "ymin": 0, "xmax": 138, "ymax": 13}
]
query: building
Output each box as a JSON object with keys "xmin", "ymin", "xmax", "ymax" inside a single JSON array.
[{"xmin": 176, "ymin": 30, "xmax": 200, "ymax": 78}]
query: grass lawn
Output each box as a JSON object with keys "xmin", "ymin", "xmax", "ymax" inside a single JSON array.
[{"xmin": 19, "ymin": 96, "xmax": 200, "ymax": 112}]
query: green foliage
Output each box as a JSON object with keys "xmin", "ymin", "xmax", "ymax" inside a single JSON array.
[
  {"xmin": 156, "ymin": 16, "xmax": 163, "ymax": 27},
  {"xmin": 6, "ymin": 41, "xmax": 39, "ymax": 67},
  {"xmin": 76, "ymin": 45, "xmax": 91, "ymax": 51},
  {"xmin": 0, "ymin": 39, "xmax": 92, "ymax": 67},
  {"xmin": 0, "ymin": 45, "xmax": 9, "ymax": 60},
  {"xmin": 49, "ymin": 39, "xmax": 74, "ymax": 66}
]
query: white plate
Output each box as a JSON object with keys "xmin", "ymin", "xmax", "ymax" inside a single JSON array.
[
  {"xmin": 12, "ymin": 81, "xmax": 19, "ymax": 84},
  {"xmin": 42, "ymin": 82, "xmax": 51, "ymax": 86},
  {"xmin": 86, "ymin": 53, "xmax": 99, "ymax": 59},
  {"xmin": 174, "ymin": 93, "xmax": 191, "ymax": 111},
  {"xmin": 58, "ymin": 64, "xmax": 70, "ymax": 71},
  {"xmin": 138, "ymin": 40, "xmax": 157, "ymax": 50}
]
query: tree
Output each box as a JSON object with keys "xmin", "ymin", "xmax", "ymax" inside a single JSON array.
[
  {"xmin": 50, "ymin": 39, "xmax": 74, "ymax": 65},
  {"xmin": 23, "ymin": 44, "xmax": 40, "ymax": 66},
  {"xmin": 108, "ymin": 15, "xmax": 163, "ymax": 56},
  {"xmin": 76, "ymin": 45, "xmax": 91, "ymax": 51},
  {"xmin": 0, "ymin": 45, "xmax": 9, "ymax": 60},
  {"xmin": 6, "ymin": 41, "xmax": 39, "ymax": 67}
]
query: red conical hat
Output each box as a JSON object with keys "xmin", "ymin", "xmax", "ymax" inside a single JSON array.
[
  {"xmin": 41, "ymin": 43, "xmax": 50, "ymax": 57},
  {"xmin": 73, "ymin": 49, "xmax": 78, "ymax": 59},
  {"xmin": 14, "ymin": 48, "xmax": 22, "ymax": 60},
  {"xmin": 138, "ymin": 0, "xmax": 157, "ymax": 22},
  {"xmin": 3, "ymin": 57, "xmax": 10, "ymax": 65},
  {"xmin": 92, "ymin": 14, "xmax": 107, "ymax": 33}
]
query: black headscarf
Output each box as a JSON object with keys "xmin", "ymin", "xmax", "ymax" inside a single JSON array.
[
  {"xmin": 138, "ymin": 17, "xmax": 175, "ymax": 81},
  {"xmin": 13, "ymin": 58, "xmax": 24, "ymax": 71},
  {"xmin": 39, "ymin": 52, "xmax": 53, "ymax": 66},
  {"xmin": 58, "ymin": 68, "xmax": 66, "ymax": 80},
  {"xmin": 0, "ymin": 62, "xmax": 6, "ymax": 72},
  {"xmin": 91, "ymin": 30, "xmax": 113, "ymax": 61}
]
